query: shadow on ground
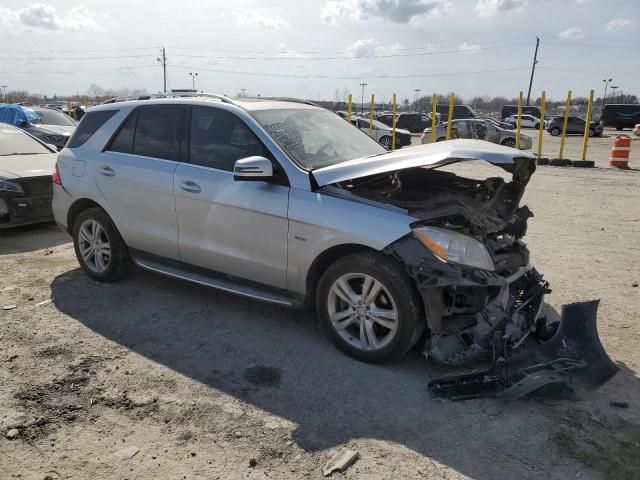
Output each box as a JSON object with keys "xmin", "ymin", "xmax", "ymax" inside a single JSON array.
[
  {"xmin": 0, "ymin": 222, "xmax": 69, "ymax": 255},
  {"xmin": 50, "ymin": 268, "xmax": 640, "ymax": 480}
]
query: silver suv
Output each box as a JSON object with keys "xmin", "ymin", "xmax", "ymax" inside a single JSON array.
[{"xmin": 52, "ymin": 94, "xmax": 607, "ymax": 378}]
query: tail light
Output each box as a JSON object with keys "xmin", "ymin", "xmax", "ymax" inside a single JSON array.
[{"xmin": 52, "ymin": 162, "xmax": 62, "ymax": 185}]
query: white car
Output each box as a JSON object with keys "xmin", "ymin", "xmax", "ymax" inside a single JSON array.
[
  {"xmin": 0, "ymin": 124, "xmax": 58, "ymax": 228},
  {"xmin": 505, "ymin": 114, "xmax": 540, "ymax": 129},
  {"xmin": 350, "ymin": 117, "xmax": 412, "ymax": 149}
]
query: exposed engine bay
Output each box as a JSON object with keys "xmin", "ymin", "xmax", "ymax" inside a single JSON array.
[{"xmin": 327, "ymin": 157, "xmax": 618, "ymax": 399}]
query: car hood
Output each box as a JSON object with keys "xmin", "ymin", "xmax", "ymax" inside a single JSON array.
[
  {"xmin": 312, "ymin": 139, "xmax": 536, "ymax": 186},
  {"xmin": 29, "ymin": 124, "xmax": 75, "ymax": 136},
  {"xmin": 0, "ymin": 153, "xmax": 58, "ymax": 179}
]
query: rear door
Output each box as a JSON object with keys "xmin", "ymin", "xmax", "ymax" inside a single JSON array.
[
  {"xmin": 97, "ymin": 105, "xmax": 183, "ymax": 260},
  {"xmin": 174, "ymin": 106, "xmax": 290, "ymax": 288}
]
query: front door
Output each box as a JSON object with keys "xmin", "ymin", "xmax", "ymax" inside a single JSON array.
[{"xmin": 174, "ymin": 106, "xmax": 289, "ymax": 289}]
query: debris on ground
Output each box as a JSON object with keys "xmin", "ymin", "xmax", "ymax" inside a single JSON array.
[
  {"xmin": 6, "ymin": 428, "xmax": 20, "ymax": 439},
  {"xmin": 322, "ymin": 448, "xmax": 359, "ymax": 477},
  {"xmin": 2, "ymin": 305, "xmax": 17, "ymax": 310},
  {"xmin": 35, "ymin": 299, "xmax": 52, "ymax": 307},
  {"xmin": 113, "ymin": 445, "xmax": 140, "ymax": 460},
  {"xmin": 610, "ymin": 401, "xmax": 629, "ymax": 409}
]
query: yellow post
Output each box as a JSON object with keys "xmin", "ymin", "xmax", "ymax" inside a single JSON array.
[
  {"xmin": 581, "ymin": 89, "xmax": 595, "ymax": 161},
  {"xmin": 392, "ymin": 93, "xmax": 397, "ymax": 151},
  {"xmin": 431, "ymin": 93, "xmax": 437, "ymax": 144},
  {"xmin": 368, "ymin": 93, "xmax": 375, "ymax": 137},
  {"xmin": 515, "ymin": 91, "xmax": 523, "ymax": 150},
  {"xmin": 445, "ymin": 93, "xmax": 454, "ymax": 140},
  {"xmin": 67, "ymin": 100, "xmax": 72, "ymax": 118},
  {"xmin": 559, "ymin": 90, "xmax": 572, "ymax": 160},
  {"xmin": 347, "ymin": 94, "xmax": 352, "ymax": 123},
  {"xmin": 537, "ymin": 91, "xmax": 546, "ymax": 161}
]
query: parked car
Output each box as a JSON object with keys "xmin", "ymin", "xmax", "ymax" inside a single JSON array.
[
  {"xmin": 435, "ymin": 104, "xmax": 477, "ymax": 122},
  {"xmin": 600, "ymin": 104, "xmax": 640, "ymax": 130},
  {"xmin": 351, "ymin": 116, "xmax": 412, "ymax": 149},
  {"xmin": 546, "ymin": 116, "xmax": 603, "ymax": 137},
  {"xmin": 501, "ymin": 105, "xmax": 541, "ymax": 120},
  {"xmin": 376, "ymin": 112, "xmax": 435, "ymax": 133},
  {"xmin": 504, "ymin": 114, "xmax": 540, "ymax": 129},
  {"xmin": 0, "ymin": 124, "xmax": 58, "ymax": 228},
  {"xmin": 0, "ymin": 104, "xmax": 76, "ymax": 150},
  {"xmin": 422, "ymin": 118, "xmax": 532, "ymax": 149},
  {"xmin": 51, "ymin": 95, "xmax": 617, "ymax": 397}
]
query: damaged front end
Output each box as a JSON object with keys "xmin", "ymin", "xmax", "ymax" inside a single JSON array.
[{"xmin": 338, "ymin": 152, "xmax": 618, "ymax": 399}]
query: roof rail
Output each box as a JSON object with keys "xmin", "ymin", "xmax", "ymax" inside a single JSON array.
[
  {"xmin": 244, "ymin": 96, "xmax": 321, "ymax": 108},
  {"xmin": 101, "ymin": 92, "xmax": 240, "ymax": 107}
]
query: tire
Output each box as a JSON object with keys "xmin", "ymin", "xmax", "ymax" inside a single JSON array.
[
  {"xmin": 436, "ymin": 137, "xmax": 446, "ymax": 142},
  {"xmin": 379, "ymin": 135, "xmax": 392, "ymax": 149},
  {"xmin": 550, "ymin": 128, "xmax": 561, "ymax": 136},
  {"xmin": 534, "ymin": 123, "xmax": 540, "ymax": 129},
  {"xmin": 589, "ymin": 129, "xmax": 595, "ymax": 137},
  {"xmin": 72, "ymin": 207, "xmax": 131, "ymax": 282},
  {"xmin": 316, "ymin": 252, "xmax": 422, "ymax": 363},
  {"xmin": 616, "ymin": 125, "xmax": 623, "ymax": 131},
  {"xmin": 502, "ymin": 138, "xmax": 516, "ymax": 148}
]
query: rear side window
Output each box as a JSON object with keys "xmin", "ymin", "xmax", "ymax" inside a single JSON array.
[
  {"xmin": 133, "ymin": 105, "xmax": 182, "ymax": 160},
  {"xmin": 67, "ymin": 110, "xmax": 117, "ymax": 148}
]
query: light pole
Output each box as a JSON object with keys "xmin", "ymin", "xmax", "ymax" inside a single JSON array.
[
  {"xmin": 1, "ymin": 85, "xmax": 6, "ymax": 102},
  {"xmin": 414, "ymin": 89, "xmax": 421, "ymax": 110},
  {"xmin": 601, "ymin": 78, "xmax": 612, "ymax": 108},
  {"xmin": 359, "ymin": 82, "xmax": 367, "ymax": 114},
  {"xmin": 189, "ymin": 72, "xmax": 199, "ymax": 91}
]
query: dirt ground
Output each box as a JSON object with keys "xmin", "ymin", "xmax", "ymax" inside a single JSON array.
[{"xmin": 1, "ymin": 160, "xmax": 640, "ymax": 479}]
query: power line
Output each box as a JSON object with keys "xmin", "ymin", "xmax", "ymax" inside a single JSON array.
[{"xmin": 0, "ymin": 54, "xmax": 156, "ymax": 60}]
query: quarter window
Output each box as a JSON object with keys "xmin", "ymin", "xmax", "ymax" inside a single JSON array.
[
  {"xmin": 189, "ymin": 107, "xmax": 267, "ymax": 171},
  {"xmin": 108, "ymin": 111, "xmax": 136, "ymax": 153},
  {"xmin": 67, "ymin": 110, "xmax": 117, "ymax": 148}
]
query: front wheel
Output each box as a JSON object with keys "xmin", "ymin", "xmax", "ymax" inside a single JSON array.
[
  {"xmin": 316, "ymin": 252, "xmax": 422, "ymax": 363},
  {"xmin": 379, "ymin": 135, "xmax": 392, "ymax": 149},
  {"xmin": 550, "ymin": 128, "xmax": 561, "ymax": 136},
  {"xmin": 72, "ymin": 207, "xmax": 131, "ymax": 282},
  {"xmin": 502, "ymin": 138, "xmax": 516, "ymax": 148}
]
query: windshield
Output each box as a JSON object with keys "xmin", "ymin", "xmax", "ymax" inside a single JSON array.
[
  {"xmin": 30, "ymin": 108, "xmax": 76, "ymax": 127},
  {"xmin": 252, "ymin": 108, "xmax": 386, "ymax": 169},
  {"xmin": 0, "ymin": 126, "xmax": 51, "ymax": 155}
]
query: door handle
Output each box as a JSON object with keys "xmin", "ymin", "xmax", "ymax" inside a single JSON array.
[
  {"xmin": 98, "ymin": 166, "xmax": 115, "ymax": 177},
  {"xmin": 180, "ymin": 180, "xmax": 201, "ymax": 194}
]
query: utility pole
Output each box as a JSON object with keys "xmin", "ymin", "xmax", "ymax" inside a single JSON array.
[
  {"xmin": 610, "ymin": 86, "xmax": 619, "ymax": 103},
  {"xmin": 414, "ymin": 89, "xmax": 421, "ymax": 110},
  {"xmin": 526, "ymin": 36, "xmax": 539, "ymax": 106},
  {"xmin": 157, "ymin": 47, "xmax": 167, "ymax": 94},
  {"xmin": 359, "ymin": 82, "xmax": 367, "ymax": 114},
  {"xmin": 601, "ymin": 78, "xmax": 612, "ymax": 108}
]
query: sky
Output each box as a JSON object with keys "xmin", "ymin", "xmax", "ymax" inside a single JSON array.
[{"xmin": 0, "ymin": 0, "xmax": 638, "ymax": 103}]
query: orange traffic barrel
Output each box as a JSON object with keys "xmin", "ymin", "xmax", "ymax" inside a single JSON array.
[{"xmin": 609, "ymin": 135, "xmax": 631, "ymax": 168}]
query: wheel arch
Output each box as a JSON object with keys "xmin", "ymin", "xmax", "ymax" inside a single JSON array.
[{"xmin": 66, "ymin": 198, "xmax": 108, "ymax": 234}]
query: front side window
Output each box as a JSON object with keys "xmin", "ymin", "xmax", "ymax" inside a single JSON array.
[
  {"xmin": 189, "ymin": 107, "xmax": 267, "ymax": 171},
  {"xmin": 252, "ymin": 108, "xmax": 385, "ymax": 170}
]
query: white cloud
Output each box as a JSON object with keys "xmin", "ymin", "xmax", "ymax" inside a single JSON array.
[
  {"xmin": 558, "ymin": 27, "xmax": 585, "ymax": 40},
  {"xmin": 345, "ymin": 39, "xmax": 405, "ymax": 58},
  {"xmin": 234, "ymin": 11, "xmax": 290, "ymax": 30},
  {"xmin": 474, "ymin": 0, "xmax": 527, "ymax": 18},
  {"xmin": 459, "ymin": 42, "xmax": 481, "ymax": 53},
  {"xmin": 275, "ymin": 43, "xmax": 307, "ymax": 59},
  {"xmin": 606, "ymin": 18, "xmax": 637, "ymax": 31},
  {"xmin": 321, "ymin": 0, "xmax": 452, "ymax": 25},
  {"xmin": 0, "ymin": 3, "xmax": 104, "ymax": 32}
]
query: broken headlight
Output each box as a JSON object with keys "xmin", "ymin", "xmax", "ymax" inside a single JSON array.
[
  {"xmin": 413, "ymin": 226, "xmax": 494, "ymax": 271},
  {"xmin": 0, "ymin": 179, "xmax": 24, "ymax": 194}
]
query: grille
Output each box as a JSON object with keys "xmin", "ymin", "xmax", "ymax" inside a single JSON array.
[{"xmin": 14, "ymin": 176, "xmax": 53, "ymax": 197}]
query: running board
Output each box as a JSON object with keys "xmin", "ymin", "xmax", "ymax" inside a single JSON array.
[{"xmin": 133, "ymin": 256, "xmax": 296, "ymax": 307}]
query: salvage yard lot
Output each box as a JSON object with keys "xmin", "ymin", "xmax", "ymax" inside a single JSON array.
[{"xmin": 1, "ymin": 163, "xmax": 640, "ymax": 479}]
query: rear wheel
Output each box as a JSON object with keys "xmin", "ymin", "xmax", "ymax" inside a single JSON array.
[
  {"xmin": 534, "ymin": 123, "xmax": 540, "ymax": 129},
  {"xmin": 316, "ymin": 252, "xmax": 422, "ymax": 363},
  {"xmin": 616, "ymin": 125, "xmax": 624, "ymax": 131},
  {"xmin": 72, "ymin": 207, "xmax": 131, "ymax": 282},
  {"xmin": 379, "ymin": 135, "xmax": 392, "ymax": 149},
  {"xmin": 589, "ymin": 128, "xmax": 595, "ymax": 137}
]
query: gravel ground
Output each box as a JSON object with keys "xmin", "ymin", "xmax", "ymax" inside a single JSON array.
[{"xmin": 1, "ymin": 161, "xmax": 640, "ymax": 480}]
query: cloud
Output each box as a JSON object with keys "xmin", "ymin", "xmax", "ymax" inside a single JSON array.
[
  {"xmin": 234, "ymin": 11, "xmax": 289, "ymax": 30},
  {"xmin": 321, "ymin": 0, "xmax": 452, "ymax": 25},
  {"xmin": 0, "ymin": 3, "xmax": 104, "ymax": 32},
  {"xmin": 345, "ymin": 39, "xmax": 404, "ymax": 58},
  {"xmin": 275, "ymin": 43, "xmax": 307, "ymax": 59},
  {"xmin": 474, "ymin": 0, "xmax": 528, "ymax": 18},
  {"xmin": 606, "ymin": 18, "xmax": 637, "ymax": 31},
  {"xmin": 558, "ymin": 27, "xmax": 585, "ymax": 40},
  {"xmin": 459, "ymin": 42, "xmax": 481, "ymax": 53}
]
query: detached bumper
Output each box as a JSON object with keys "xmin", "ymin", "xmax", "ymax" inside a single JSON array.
[{"xmin": 428, "ymin": 301, "xmax": 619, "ymax": 400}]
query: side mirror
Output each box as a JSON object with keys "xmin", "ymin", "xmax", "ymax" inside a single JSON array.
[{"xmin": 233, "ymin": 156, "xmax": 273, "ymax": 181}]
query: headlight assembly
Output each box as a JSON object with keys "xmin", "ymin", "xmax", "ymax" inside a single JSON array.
[
  {"xmin": 413, "ymin": 226, "xmax": 494, "ymax": 271},
  {"xmin": 0, "ymin": 179, "xmax": 24, "ymax": 194}
]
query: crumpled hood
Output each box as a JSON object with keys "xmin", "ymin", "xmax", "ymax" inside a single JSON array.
[
  {"xmin": 0, "ymin": 153, "xmax": 58, "ymax": 179},
  {"xmin": 312, "ymin": 139, "xmax": 536, "ymax": 186}
]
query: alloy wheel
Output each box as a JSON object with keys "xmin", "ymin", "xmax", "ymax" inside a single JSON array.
[
  {"xmin": 327, "ymin": 273, "xmax": 398, "ymax": 351},
  {"xmin": 78, "ymin": 219, "xmax": 111, "ymax": 273}
]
